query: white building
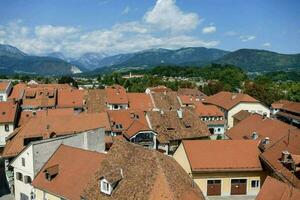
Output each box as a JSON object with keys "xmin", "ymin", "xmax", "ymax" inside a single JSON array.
[
  {"xmin": 105, "ymin": 85, "xmax": 129, "ymax": 110},
  {"xmin": 0, "ymin": 81, "xmax": 12, "ymax": 102},
  {"xmin": 10, "ymin": 128, "xmax": 105, "ymax": 200},
  {"xmin": 203, "ymin": 91, "xmax": 270, "ymax": 129}
]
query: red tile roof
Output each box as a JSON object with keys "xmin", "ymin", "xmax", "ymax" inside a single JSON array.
[
  {"xmin": 256, "ymin": 176, "xmax": 300, "ymax": 200},
  {"xmin": 182, "ymin": 140, "xmax": 262, "ymax": 172},
  {"xmin": 57, "ymin": 89, "xmax": 84, "ymax": 108},
  {"xmin": 232, "ymin": 110, "xmax": 251, "ymax": 121},
  {"xmin": 22, "ymin": 87, "xmax": 57, "ymax": 109},
  {"xmin": 0, "ymin": 81, "xmax": 10, "ymax": 91},
  {"xmin": 82, "ymin": 140, "xmax": 205, "ymax": 200},
  {"xmin": 203, "ymin": 91, "xmax": 259, "ymax": 110},
  {"xmin": 8, "ymin": 83, "xmax": 26, "ymax": 100},
  {"xmin": 105, "ymin": 85, "xmax": 128, "ymax": 104},
  {"xmin": 0, "ymin": 101, "xmax": 17, "ymax": 124},
  {"xmin": 32, "ymin": 145, "xmax": 106, "ymax": 200},
  {"xmin": 260, "ymin": 131, "xmax": 300, "ymax": 189},
  {"xmin": 226, "ymin": 114, "xmax": 298, "ymax": 148},
  {"xmin": 195, "ymin": 102, "xmax": 224, "ymax": 117},
  {"xmin": 127, "ymin": 93, "xmax": 154, "ymax": 111},
  {"xmin": 107, "ymin": 110, "xmax": 150, "ymax": 137},
  {"xmin": 177, "ymin": 88, "xmax": 207, "ymax": 100},
  {"xmin": 3, "ymin": 112, "xmax": 110, "ymax": 158},
  {"xmin": 147, "ymin": 109, "xmax": 209, "ymax": 143}
]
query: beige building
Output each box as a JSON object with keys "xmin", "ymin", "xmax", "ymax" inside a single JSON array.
[{"xmin": 174, "ymin": 140, "xmax": 266, "ymax": 197}]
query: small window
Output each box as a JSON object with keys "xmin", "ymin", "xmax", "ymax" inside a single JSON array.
[
  {"xmin": 217, "ymin": 128, "xmax": 221, "ymax": 132},
  {"xmin": 251, "ymin": 180, "xmax": 260, "ymax": 188},
  {"xmin": 207, "ymin": 180, "xmax": 221, "ymax": 184},
  {"xmin": 113, "ymin": 105, "xmax": 119, "ymax": 109},
  {"xmin": 22, "ymin": 158, "xmax": 25, "ymax": 167},
  {"xmin": 24, "ymin": 175, "xmax": 32, "ymax": 184},
  {"xmin": 16, "ymin": 172, "xmax": 23, "ymax": 181},
  {"xmin": 5, "ymin": 124, "xmax": 9, "ymax": 132}
]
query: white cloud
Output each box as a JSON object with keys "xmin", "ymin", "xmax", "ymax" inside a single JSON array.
[
  {"xmin": 240, "ymin": 35, "xmax": 256, "ymax": 42},
  {"xmin": 144, "ymin": 0, "xmax": 200, "ymax": 33},
  {"xmin": 263, "ymin": 42, "xmax": 271, "ymax": 47},
  {"xmin": 0, "ymin": 1, "xmax": 219, "ymax": 57},
  {"xmin": 225, "ymin": 31, "xmax": 238, "ymax": 36},
  {"xmin": 202, "ymin": 25, "xmax": 216, "ymax": 34},
  {"xmin": 122, "ymin": 6, "xmax": 130, "ymax": 15},
  {"xmin": 35, "ymin": 25, "xmax": 79, "ymax": 39}
]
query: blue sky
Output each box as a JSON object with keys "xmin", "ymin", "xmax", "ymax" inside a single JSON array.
[{"xmin": 0, "ymin": 0, "xmax": 299, "ymax": 57}]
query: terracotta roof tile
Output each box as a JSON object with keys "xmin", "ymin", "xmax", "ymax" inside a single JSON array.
[
  {"xmin": 8, "ymin": 83, "xmax": 26, "ymax": 100},
  {"xmin": 84, "ymin": 89, "xmax": 107, "ymax": 113},
  {"xmin": 260, "ymin": 131, "xmax": 300, "ymax": 189},
  {"xmin": 226, "ymin": 114, "xmax": 298, "ymax": 147},
  {"xmin": 195, "ymin": 102, "xmax": 224, "ymax": 117},
  {"xmin": 82, "ymin": 140, "xmax": 205, "ymax": 200},
  {"xmin": 152, "ymin": 91, "xmax": 181, "ymax": 111},
  {"xmin": 105, "ymin": 85, "xmax": 128, "ymax": 104},
  {"xmin": 57, "ymin": 89, "xmax": 84, "ymax": 108},
  {"xmin": 177, "ymin": 88, "xmax": 207, "ymax": 100},
  {"xmin": 232, "ymin": 110, "xmax": 251, "ymax": 121},
  {"xmin": 3, "ymin": 112, "xmax": 110, "ymax": 158},
  {"xmin": 203, "ymin": 91, "xmax": 259, "ymax": 110},
  {"xmin": 127, "ymin": 93, "xmax": 154, "ymax": 111},
  {"xmin": 0, "ymin": 101, "xmax": 17, "ymax": 123},
  {"xmin": 183, "ymin": 140, "xmax": 262, "ymax": 172},
  {"xmin": 256, "ymin": 176, "xmax": 300, "ymax": 200},
  {"xmin": 147, "ymin": 109, "xmax": 209, "ymax": 143},
  {"xmin": 0, "ymin": 81, "xmax": 10, "ymax": 91},
  {"xmin": 32, "ymin": 145, "xmax": 106, "ymax": 200}
]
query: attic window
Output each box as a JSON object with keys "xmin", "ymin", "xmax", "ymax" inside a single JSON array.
[
  {"xmin": 115, "ymin": 124, "xmax": 123, "ymax": 129},
  {"xmin": 2, "ymin": 112, "xmax": 5, "ymax": 115},
  {"xmin": 16, "ymin": 172, "xmax": 23, "ymax": 181},
  {"xmin": 99, "ymin": 168, "xmax": 123, "ymax": 196},
  {"xmin": 184, "ymin": 123, "xmax": 191, "ymax": 129},
  {"xmin": 167, "ymin": 127, "xmax": 175, "ymax": 131},
  {"xmin": 44, "ymin": 164, "xmax": 59, "ymax": 181}
]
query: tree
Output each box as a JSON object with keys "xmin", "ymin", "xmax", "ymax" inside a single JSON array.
[{"xmin": 58, "ymin": 76, "xmax": 78, "ymax": 88}]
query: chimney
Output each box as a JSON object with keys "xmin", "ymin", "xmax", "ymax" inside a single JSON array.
[
  {"xmin": 263, "ymin": 137, "xmax": 270, "ymax": 145},
  {"xmin": 177, "ymin": 109, "xmax": 183, "ymax": 119},
  {"xmin": 281, "ymin": 150, "xmax": 291, "ymax": 163},
  {"xmin": 251, "ymin": 132, "xmax": 258, "ymax": 140},
  {"xmin": 231, "ymin": 93, "xmax": 237, "ymax": 100}
]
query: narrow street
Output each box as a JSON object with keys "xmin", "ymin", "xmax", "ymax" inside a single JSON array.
[{"xmin": 0, "ymin": 159, "xmax": 13, "ymax": 200}]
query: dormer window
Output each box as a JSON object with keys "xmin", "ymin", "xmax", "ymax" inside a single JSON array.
[
  {"xmin": 44, "ymin": 164, "xmax": 59, "ymax": 181},
  {"xmin": 251, "ymin": 132, "xmax": 258, "ymax": 140},
  {"xmin": 100, "ymin": 168, "xmax": 123, "ymax": 196}
]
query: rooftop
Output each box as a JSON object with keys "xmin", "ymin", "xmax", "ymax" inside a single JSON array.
[
  {"xmin": 226, "ymin": 114, "xmax": 298, "ymax": 148},
  {"xmin": 147, "ymin": 109, "xmax": 209, "ymax": 143},
  {"xmin": 0, "ymin": 81, "xmax": 10, "ymax": 91},
  {"xmin": 256, "ymin": 176, "xmax": 300, "ymax": 200},
  {"xmin": 182, "ymin": 140, "xmax": 262, "ymax": 172},
  {"xmin": 32, "ymin": 145, "xmax": 106, "ymax": 200},
  {"xmin": 260, "ymin": 131, "xmax": 300, "ymax": 189},
  {"xmin": 57, "ymin": 89, "xmax": 85, "ymax": 108},
  {"xmin": 3, "ymin": 112, "xmax": 110, "ymax": 158},
  {"xmin": 105, "ymin": 85, "xmax": 128, "ymax": 104},
  {"xmin": 82, "ymin": 140, "xmax": 205, "ymax": 200},
  {"xmin": 127, "ymin": 93, "xmax": 154, "ymax": 111},
  {"xmin": 0, "ymin": 101, "xmax": 17, "ymax": 124},
  {"xmin": 203, "ymin": 91, "xmax": 259, "ymax": 110}
]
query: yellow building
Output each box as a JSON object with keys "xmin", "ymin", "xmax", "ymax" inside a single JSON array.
[{"xmin": 173, "ymin": 140, "xmax": 267, "ymax": 197}]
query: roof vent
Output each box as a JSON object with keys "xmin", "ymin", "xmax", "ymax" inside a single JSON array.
[
  {"xmin": 44, "ymin": 164, "xmax": 59, "ymax": 181},
  {"xmin": 231, "ymin": 94, "xmax": 237, "ymax": 100},
  {"xmin": 251, "ymin": 132, "xmax": 258, "ymax": 140},
  {"xmin": 262, "ymin": 137, "xmax": 270, "ymax": 145},
  {"xmin": 281, "ymin": 150, "xmax": 291, "ymax": 164},
  {"xmin": 177, "ymin": 109, "xmax": 183, "ymax": 119}
]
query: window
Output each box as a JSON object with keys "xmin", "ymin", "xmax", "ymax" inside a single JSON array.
[
  {"xmin": 207, "ymin": 180, "xmax": 221, "ymax": 184},
  {"xmin": 0, "ymin": 95, "xmax": 3, "ymax": 101},
  {"xmin": 16, "ymin": 172, "xmax": 23, "ymax": 181},
  {"xmin": 24, "ymin": 176, "xmax": 32, "ymax": 184},
  {"xmin": 22, "ymin": 158, "xmax": 25, "ymax": 167},
  {"xmin": 5, "ymin": 124, "xmax": 9, "ymax": 132},
  {"xmin": 113, "ymin": 105, "xmax": 119, "ymax": 109},
  {"xmin": 251, "ymin": 180, "xmax": 260, "ymax": 188}
]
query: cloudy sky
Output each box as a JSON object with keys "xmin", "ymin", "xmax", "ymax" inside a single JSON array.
[{"xmin": 0, "ymin": 0, "xmax": 299, "ymax": 57}]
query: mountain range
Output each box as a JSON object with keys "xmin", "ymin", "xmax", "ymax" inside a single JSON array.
[{"xmin": 0, "ymin": 44, "xmax": 300, "ymax": 75}]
